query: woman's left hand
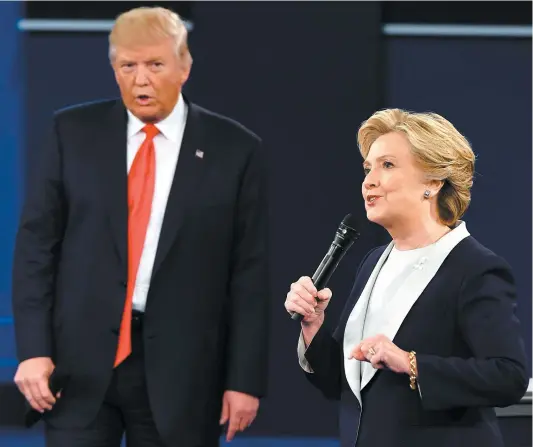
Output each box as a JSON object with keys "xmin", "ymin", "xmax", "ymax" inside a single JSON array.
[{"xmin": 349, "ymin": 334, "xmax": 413, "ymax": 375}]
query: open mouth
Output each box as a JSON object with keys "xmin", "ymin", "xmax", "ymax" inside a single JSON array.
[
  {"xmin": 367, "ymin": 195, "xmax": 381, "ymax": 204},
  {"xmin": 136, "ymin": 95, "xmax": 152, "ymax": 104}
]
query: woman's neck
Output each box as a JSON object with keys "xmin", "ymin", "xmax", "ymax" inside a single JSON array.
[{"xmin": 389, "ymin": 219, "xmax": 452, "ymax": 251}]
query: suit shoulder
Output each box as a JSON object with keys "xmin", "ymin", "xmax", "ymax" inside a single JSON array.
[
  {"xmin": 54, "ymin": 98, "xmax": 120, "ymax": 123},
  {"xmin": 192, "ymin": 103, "xmax": 261, "ymax": 145},
  {"xmin": 450, "ymin": 236, "xmax": 514, "ymax": 279},
  {"xmin": 454, "ymin": 236, "xmax": 511, "ymax": 267}
]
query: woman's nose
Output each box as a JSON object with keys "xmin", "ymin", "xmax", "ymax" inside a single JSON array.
[{"xmin": 363, "ymin": 170, "xmax": 378, "ymax": 190}]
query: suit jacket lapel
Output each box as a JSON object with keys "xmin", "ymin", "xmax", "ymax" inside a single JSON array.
[
  {"xmin": 92, "ymin": 99, "xmax": 207, "ymax": 279},
  {"xmin": 151, "ymin": 102, "xmax": 206, "ymax": 276},
  {"xmin": 342, "ymin": 243, "xmax": 393, "ymax": 407},
  {"xmin": 359, "ymin": 222, "xmax": 471, "ymax": 389}
]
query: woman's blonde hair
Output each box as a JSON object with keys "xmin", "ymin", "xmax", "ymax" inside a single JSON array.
[
  {"xmin": 109, "ymin": 6, "xmax": 192, "ymax": 67},
  {"xmin": 358, "ymin": 109, "xmax": 475, "ymax": 226}
]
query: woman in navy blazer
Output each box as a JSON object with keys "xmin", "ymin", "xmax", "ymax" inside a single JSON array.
[{"xmin": 285, "ymin": 109, "xmax": 529, "ymax": 447}]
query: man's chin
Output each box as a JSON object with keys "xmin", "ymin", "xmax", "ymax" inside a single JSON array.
[
  {"xmin": 132, "ymin": 109, "xmax": 160, "ymax": 124},
  {"xmin": 138, "ymin": 115, "xmax": 159, "ymax": 124},
  {"xmin": 124, "ymin": 102, "xmax": 161, "ymax": 123}
]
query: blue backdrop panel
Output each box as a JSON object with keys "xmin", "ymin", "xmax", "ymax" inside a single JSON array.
[
  {"xmin": 0, "ymin": 2, "xmax": 23, "ymax": 378},
  {"xmin": 0, "ymin": 8, "xmax": 530, "ymax": 447},
  {"xmin": 385, "ymin": 36, "xmax": 532, "ymax": 372}
]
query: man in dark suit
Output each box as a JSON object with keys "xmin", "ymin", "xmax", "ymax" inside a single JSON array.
[{"xmin": 11, "ymin": 6, "xmax": 270, "ymax": 447}]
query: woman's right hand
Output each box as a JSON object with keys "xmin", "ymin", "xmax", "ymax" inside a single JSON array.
[{"xmin": 284, "ymin": 276, "xmax": 332, "ymax": 325}]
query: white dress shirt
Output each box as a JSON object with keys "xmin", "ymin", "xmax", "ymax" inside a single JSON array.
[{"xmin": 126, "ymin": 94, "xmax": 188, "ymax": 312}]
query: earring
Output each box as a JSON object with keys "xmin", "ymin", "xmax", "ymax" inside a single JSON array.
[{"xmin": 423, "ymin": 190, "xmax": 431, "ymax": 199}]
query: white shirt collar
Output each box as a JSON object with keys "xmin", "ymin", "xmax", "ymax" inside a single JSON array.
[
  {"xmin": 391, "ymin": 220, "xmax": 469, "ymax": 254},
  {"xmin": 126, "ymin": 93, "xmax": 186, "ymax": 143}
]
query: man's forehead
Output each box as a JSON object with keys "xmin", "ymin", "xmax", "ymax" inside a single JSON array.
[{"xmin": 114, "ymin": 40, "xmax": 173, "ymax": 59}]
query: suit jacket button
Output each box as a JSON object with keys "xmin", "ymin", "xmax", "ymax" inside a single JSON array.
[{"xmin": 120, "ymin": 281, "xmax": 127, "ymax": 287}]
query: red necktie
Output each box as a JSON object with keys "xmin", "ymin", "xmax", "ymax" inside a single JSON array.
[{"xmin": 114, "ymin": 124, "xmax": 159, "ymax": 367}]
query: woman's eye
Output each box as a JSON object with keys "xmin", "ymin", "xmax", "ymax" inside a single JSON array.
[
  {"xmin": 383, "ymin": 161, "xmax": 394, "ymax": 169},
  {"xmin": 363, "ymin": 168, "xmax": 370, "ymax": 175}
]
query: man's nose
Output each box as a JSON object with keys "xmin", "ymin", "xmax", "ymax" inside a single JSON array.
[{"xmin": 134, "ymin": 67, "xmax": 150, "ymax": 86}]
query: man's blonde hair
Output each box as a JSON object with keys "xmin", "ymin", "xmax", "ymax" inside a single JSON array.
[
  {"xmin": 109, "ymin": 6, "xmax": 192, "ymax": 67},
  {"xmin": 358, "ymin": 109, "xmax": 476, "ymax": 226}
]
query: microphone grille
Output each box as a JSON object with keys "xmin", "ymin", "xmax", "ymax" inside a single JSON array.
[{"xmin": 341, "ymin": 213, "xmax": 359, "ymax": 231}]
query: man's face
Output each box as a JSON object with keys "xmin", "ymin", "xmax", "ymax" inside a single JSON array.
[{"xmin": 112, "ymin": 37, "xmax": 190, "ymax": 123}]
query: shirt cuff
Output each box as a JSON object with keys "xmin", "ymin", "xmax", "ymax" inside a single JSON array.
[{"xmin": 297, "ymin": 331, "xmax": 314, "ymax": 373}]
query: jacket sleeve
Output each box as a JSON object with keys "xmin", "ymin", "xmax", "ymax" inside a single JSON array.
[
  {"xmin": 416, "ymin": 255, "xmax": 529, "ymax": 410},
  {"xmin": 298, "ymin": 247, "xmax": 380, "ymax": 401},
  {"xmin": 224, "ymin": 136, "xmax": 270, "ymax": 398},
  {"xmin": 301, "ymin": 322, "xmax": 343, "ymax": 400},
  {"xmin": 12, "ymin": 116, "xmax": 66, "ymax": 362}
]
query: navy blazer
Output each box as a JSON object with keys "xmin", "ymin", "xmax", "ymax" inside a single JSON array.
[
  {"xmin": 12, "ymin": 97, "xmax": 270, "ymax": 446},
  {"xmin": 303, "ymin": 235, "xmax": 529, "ymax": 447}
]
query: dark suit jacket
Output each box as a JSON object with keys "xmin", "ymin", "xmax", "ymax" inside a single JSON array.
[
  {"xmin": 12, "ymin": 97, "xmax": 270, "ymax": 446},
  {"xmin": 303, "ymin": 236, "xmax": 529, "ymax": 447}
]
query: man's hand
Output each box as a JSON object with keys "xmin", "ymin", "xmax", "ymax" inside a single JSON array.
[
  {"xmin": 14, "ymin": 357, "xmax": 56, "ymax": 413},
  {"xmin": 219, "ymin": 390, "xmax": 259, "ymax": 442}
]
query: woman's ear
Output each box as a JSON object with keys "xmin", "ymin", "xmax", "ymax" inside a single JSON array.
[{"xmin": 427, "ymin": 179, "xmax": 445, "ymax": 196}]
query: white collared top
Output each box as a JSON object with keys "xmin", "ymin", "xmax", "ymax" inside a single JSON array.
[
  {"xmin": 126, "ymin": 94, "xmax": 188, "ymax": 312},
  {"xmin": 359, "ymin": 244, "xmax": 434, "ymax": 385}
]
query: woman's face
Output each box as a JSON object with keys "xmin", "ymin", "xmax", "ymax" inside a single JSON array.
[{"xmin": 361, "ymin": 132, "xmax": 432, "ymax": 229}]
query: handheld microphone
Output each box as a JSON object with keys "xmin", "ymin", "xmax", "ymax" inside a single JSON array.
[{"xmin": 290, "ymin": 213, "xmax": 360, "ymax": 322}]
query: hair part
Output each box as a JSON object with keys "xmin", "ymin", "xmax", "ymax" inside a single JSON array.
[
  {"xmin": 357, "ymin": 108, "xmax": 476, "ymax": 227},
  {"xmin": 109, "ymin": 6, "xmax": 192, "ymax": 67}
]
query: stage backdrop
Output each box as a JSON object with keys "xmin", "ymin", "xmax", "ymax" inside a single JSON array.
[
  {"xmin": 0, "ymin": 1, "xmax": 530, "ymax": 443},
  {"xmin": 0, "ymin": 1, "xmax": 23, "ymax": 373},
  {"xmin": 385, "ymin": 35, "xmax": 532, "ymax": 367}
]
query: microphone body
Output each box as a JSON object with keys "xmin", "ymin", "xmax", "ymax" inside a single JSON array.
[{"xmin": 291, "ymin": 214, "xmax": 360, "ymax": 321}]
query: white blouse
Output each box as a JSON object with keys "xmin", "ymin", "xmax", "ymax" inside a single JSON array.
[{"xmin": 358, "ymin": 244, "xmax": 434, "ymax": 384}]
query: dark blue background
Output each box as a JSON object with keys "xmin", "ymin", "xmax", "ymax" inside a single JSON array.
[
  {"xmin": 385, "ymin": 36, "xmax": 532, "ymax": 366},
  {"xmin": 0, "ymin": 2, "xmax": 530, "ymax": 443},
  {"xmin": 0, "ymin": 2, "xmax": 23, "ymax": 376}
]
